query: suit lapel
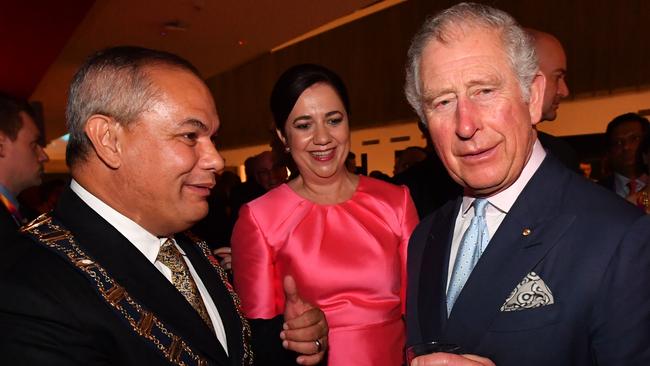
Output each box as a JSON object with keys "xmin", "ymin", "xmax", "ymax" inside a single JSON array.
[
  {"xmin": 418, "ymin": 198, "xmax": 460, "ymax": 342},
  {"xmin": 54, "ymin": 188, "xmax": 229, "ymax": 365},
  {"xmin": 443, "ymin": 156, "xmax": 576, "ymax": 351},
  {"xmin": 177, "ymin": 235, "xmax": 244, "ymax": 366}
]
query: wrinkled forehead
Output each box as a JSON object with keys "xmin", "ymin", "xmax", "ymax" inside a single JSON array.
[
  {"xmin": 433, "ymin": 20, "xmax": 504, "ymax": 47},
  {"xmin": 421, "ymin": 27, "xmax": 510, "ymax": 78}
]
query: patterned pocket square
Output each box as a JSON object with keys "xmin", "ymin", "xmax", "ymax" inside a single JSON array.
[{"xmin": 500, "ymin": 271, "xmax": 554, "ymax": 312}]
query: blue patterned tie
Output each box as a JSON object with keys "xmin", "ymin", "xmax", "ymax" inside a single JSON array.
[{"xmin": 447, "ymin": 198, "xmax": 490, "ymax": 315}]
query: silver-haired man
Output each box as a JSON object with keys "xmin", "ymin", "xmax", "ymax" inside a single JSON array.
[{"xmin": 405, "ymin": 3, "xmax": 650, "ymax": 366}]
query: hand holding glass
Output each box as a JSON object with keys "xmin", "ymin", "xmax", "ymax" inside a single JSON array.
[{"xmin": 405, "ymin": 341, "xmax": 462, "ymax": 365}]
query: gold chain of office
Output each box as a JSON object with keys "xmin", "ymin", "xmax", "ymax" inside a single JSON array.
[{"xmin": 21, "ymin": 213, "xmax": 253, "ymax": 366}]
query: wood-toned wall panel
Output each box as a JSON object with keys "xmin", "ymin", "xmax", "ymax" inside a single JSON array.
[{"xmin": 208, "ymin": 0, "xmax": 650, "ymax": 149}]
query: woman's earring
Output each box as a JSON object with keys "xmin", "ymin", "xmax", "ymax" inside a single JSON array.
[{"xmin": 284, "ymin": 146, "xmax": 291, "ymax": 153}]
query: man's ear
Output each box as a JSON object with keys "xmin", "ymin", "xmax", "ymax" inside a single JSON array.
[
  {"xmin": 528, "ymin": 71, "xmax": 546, "ymax": 126},
  {"xmin": 84, "ymin": 115, "xmax": 123, "ymax": 169}
]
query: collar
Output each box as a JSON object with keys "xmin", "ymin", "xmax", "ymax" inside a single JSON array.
[
  {"xmin": 614, "ymin": 172, "xmax": 647, "ymax": 187},
  {"xmin": 0, "ymin": 184, "xmax": 19, "ymax": 208},
  {"xmin": 462, "ymin": 139, "xmax": 546, "ymax": 214},
  {"xmin": 70, "ymin": 179, "xmax": 162, "ymax": 264}
]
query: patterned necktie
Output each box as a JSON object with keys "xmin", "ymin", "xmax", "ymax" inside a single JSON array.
[
  {"xmin": 156, "ymin": 238, "xmax": 214, "ymax": 330},
  {"xmin": 447, "ymin": 198, "xmax": 490, "ymax": 315}
]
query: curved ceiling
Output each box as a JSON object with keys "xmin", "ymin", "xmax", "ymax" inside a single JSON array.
[
  {"xmin": 3, "ymin": 0, "xmax": 649, "ymax": 151},
  {"xmin": 1, "ymin": 0, "xmax": 377, "ymax": 142}
]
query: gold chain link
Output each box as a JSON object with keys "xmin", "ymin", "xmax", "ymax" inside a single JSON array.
[
  {"xmin": 184, "ymin": 231, "xmax": 254, "ymax": 366},
  {"xmin": 22, "ymin": 213, "xmax": 208, "ymax": 366}
]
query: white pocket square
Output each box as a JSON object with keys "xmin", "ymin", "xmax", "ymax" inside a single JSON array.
[{"xmin": 500, "ymin": 271, "xmax": 554, "ymax": 312}]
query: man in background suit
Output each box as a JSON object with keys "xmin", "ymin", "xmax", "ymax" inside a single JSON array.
[
  {"xmin": 403, "ymin": 3, "xmax": 650, "ymax": 365},
  {"xmin": 0, "ymin": 94, "xmax": 49, "ymax": 235},
  {"xmin": 392, "ymin": 123, "xmax": 461, "ymax": 218},
  {"xmin": 599, "ymin": 112, "xmax": 650, "ymax": 197},
  {"xmin": 527, "ymin": 29, "xmax": 580, "ymax": 173},
  {"xmin": 0, "ymin": 47, "xmax": 327, "ymax": 365}
]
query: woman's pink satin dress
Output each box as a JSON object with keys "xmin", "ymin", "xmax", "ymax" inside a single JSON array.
[{"xmin": 232, "ymin": 176, "xmax": 419, "ymax": 365}]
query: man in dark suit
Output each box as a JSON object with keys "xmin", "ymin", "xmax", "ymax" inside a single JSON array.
[
  {"xmin": 599, "ymin": 113, "xmax": 650, "ymax": 198},
  {"xmin": 403, "ymin": 3, "xmax": 650, "ymax": 366},
  {"xmin": 393, "ymin": 124, "xmax": 462, "ymax": 218},
  {"xmin": 0, "ymin": 47, "xmax": 327, "ymax": 365},
  {"xmin": 526, "ymin": 29, "xmax": 580, "ymax": 174},
  {"xmin": 0, "ymin": 94, "xmax": 49, "ymax": 235}
]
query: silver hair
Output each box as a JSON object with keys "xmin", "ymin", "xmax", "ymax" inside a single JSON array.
[
  {"xmin": 404, "ymin": 2, "xmax": 538, "ymax": 125},
  {"xmin": 65, "ymin": 46, "xmax": 201, "ymax": 167}
]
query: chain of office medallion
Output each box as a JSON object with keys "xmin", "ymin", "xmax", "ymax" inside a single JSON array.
[
  {"xmin": 184, "ymin": 231, "xmax": 254, "ymax": 366},
  {"xmin": 21, "ymin": 214, "xmax": 208, "ymax": 366}
]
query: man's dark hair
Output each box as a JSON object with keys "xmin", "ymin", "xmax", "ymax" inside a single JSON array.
[
  {"xmin": 605, "ymin": 112, "xmax": 650, "ymax": 146},
  {"xmin": 65, "ymin": 46, "xmax": 202, "ymax": 167},
  {"xmin": 0, "ymin": 93, "xmax": 36, "ymax": 141}
]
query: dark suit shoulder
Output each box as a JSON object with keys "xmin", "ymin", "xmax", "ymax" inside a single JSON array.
[
  {"xmin": 560, "ymin": 168, "xmax": 641, "ymax": 222},
  {"xmin": 1, "ymin": 233, "xmax": 83, "ymax": 286},
  {"xmin": 597, "ymin": 174, "xmax": 616, "ymax": 191},
  {"xmin": 0, "ymin": 234, "xmax": 170, "ymax": 365},
  {"xmin": 537, "ymin": 131, "xmax": 580, "ymax": 173},
  {"xmin": 0, "ymin": 204, "xmax": 19, "ymax": 238}
]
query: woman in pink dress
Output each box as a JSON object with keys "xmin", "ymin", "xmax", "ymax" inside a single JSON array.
[{"xmin": 231, "ymin": 64, "xmax": 418, "ymax": 365}]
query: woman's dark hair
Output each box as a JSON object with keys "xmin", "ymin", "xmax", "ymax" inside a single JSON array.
[{"xmin": 270, "ymin": 64, "xmax": 350, "ymax": 135}]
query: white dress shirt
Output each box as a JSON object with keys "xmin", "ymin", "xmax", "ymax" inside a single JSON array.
[
  {"xmin": 613, "ymin": 173, "xmax": 647, "ymax": 198},
  {"xmin": 70, "ymin": 180, "xmax": 229, "ymax": 353},
  {"xmin": 447, "ymin": 140, "xmax": 547, "ymax": 291}
]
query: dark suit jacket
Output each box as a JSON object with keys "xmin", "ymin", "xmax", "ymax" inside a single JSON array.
[
  {"xmin": 0, "ymin": 187, "xmax": 294, "ymax": 365},
  {"xmin": 406, "ymin": 155, "xmax": 650, "ymax": 365},
  {"xmin": 393, "ymin": 154, "xmax": 462, "ymax": 218},
  {"xmin": 0, "ymin": 202, "xmax": 19, "ymax": 238},
  {"xmin": 598, "ymin": 174, "xmax": 616, "ymax": 193},
  {"xmin": 537, "ymin": 131, "xmax": 581, "ymax": 174}
]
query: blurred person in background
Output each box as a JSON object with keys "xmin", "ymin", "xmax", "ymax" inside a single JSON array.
[
  {"xmin": 394, "ymin": 146, "xmax": 428, "ymax": 176},
  {"xmin": 599, "ymin": 112, "xmax": 650, "ymax": 198},
  {"xmin": 626, "ymin": 131, "xmax": 650, "ymax": 213},
  {"xmin": 0, "ymin": 93, "xmax": 49, "ymax": 235},
  {"xmin": 527, "ymin": 28, "xmax": 580, "ymax": 173}
]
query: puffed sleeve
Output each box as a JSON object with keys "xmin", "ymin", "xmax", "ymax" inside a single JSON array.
[
  {"xmin": 399, "ymin": 186, "xmax": 419, "ymax": 314},
  {"xmin": 231, "ymin": 204, "xmax": 284, "ymax": 318}
]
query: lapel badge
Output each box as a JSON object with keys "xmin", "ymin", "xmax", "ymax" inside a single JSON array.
[{"xmin": 522, "ymin": 228, "xmax": 532, "ymax": 236}]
